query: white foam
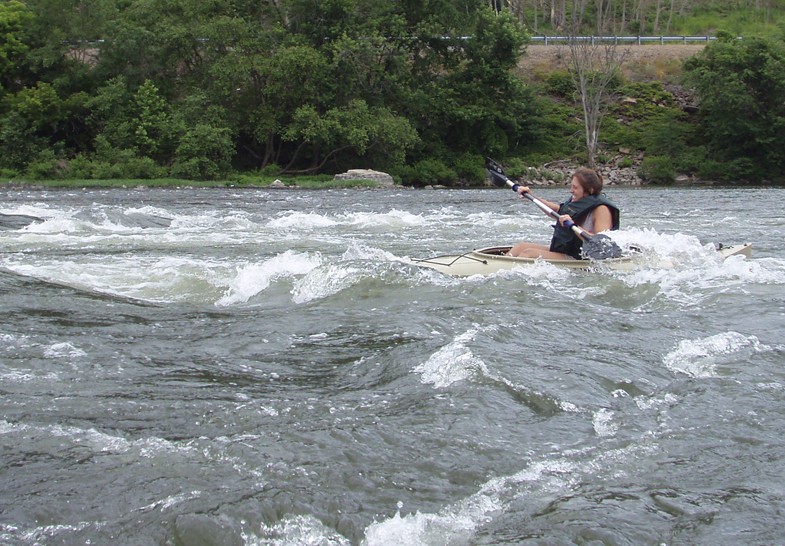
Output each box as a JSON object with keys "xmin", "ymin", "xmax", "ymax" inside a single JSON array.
[
  {"xmin": 592, "ymin": 408, "xmax": 618, "ymax": 437},
  {"xmin": 663, "ymin": 331, "xmax": 769, "ymax": 378},
  {"xmin": 216, "ymin": 251, "xmax": 322, "ymax": 306},
  {"xmin": 361, "ymin": 443, "xmax": 655, "ymax": 546},
  {"xmin": 344, "ymin": 209, "xmax": 429, "ymax": 229},
  {"xmin": 291, "ymin": 264, "xmax": 363, "ymax": 304},
  {"xmin": 43, "ymin": 342, "xmax": 87, "ymax": 359},
  {"xmin": 266, "ymin": 211, "xmax": 339, "ymax": 230},
  {"xmin": 250, "ymin": 514, "xmax": 351, "ymax": 546},
  {"xmin": 414, "ymin": 329, "xmax": 488, "ymax": 388}
]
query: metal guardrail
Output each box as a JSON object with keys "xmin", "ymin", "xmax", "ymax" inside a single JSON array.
[{"xmin": 530, "ymin": 35, "xmax": 717, "ymax": 45}]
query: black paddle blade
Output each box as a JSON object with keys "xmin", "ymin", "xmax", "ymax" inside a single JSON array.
[
  {"xmin": 581, "ymin": 234, "xmax": 623, "ymax": 260},
  {"xmin": 485, "ymin": 157, "xmax": 511, "ymax": 188}
]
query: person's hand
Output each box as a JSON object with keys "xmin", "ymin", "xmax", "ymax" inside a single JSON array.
[
  {"xmin": 558, "ymin": 214, "xmax": 573, "ymax": 226},
  {"xmin": 516, "ymin": 185, "xmax": 531, "ymax": 196}
]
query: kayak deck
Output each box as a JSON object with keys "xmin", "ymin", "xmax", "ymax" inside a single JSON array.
[{"xmin": 412, "ymin": 243, "xmax": 752, "ymax": 277}]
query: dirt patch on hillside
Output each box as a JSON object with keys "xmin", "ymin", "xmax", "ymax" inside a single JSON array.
[{"xmin": 518, "ymin": 44, "xmax": 706, "ymax": 82}]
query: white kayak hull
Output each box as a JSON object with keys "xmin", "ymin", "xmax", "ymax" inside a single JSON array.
[{"xmin": 412, "ymin": 243, "xmax": 752, "ymax": 277}]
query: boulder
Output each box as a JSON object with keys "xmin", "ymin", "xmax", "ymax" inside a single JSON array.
[{"xmin": 333, "ymin": 169, "xmax": 395, "ymax": 187}]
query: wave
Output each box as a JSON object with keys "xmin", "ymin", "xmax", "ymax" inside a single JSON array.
[{"xmin": 662, "ymin": 331, "xmax": 770, "ymax": 378}]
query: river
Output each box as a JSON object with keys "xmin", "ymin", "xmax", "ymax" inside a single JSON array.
[{"xmin": 1, "ymin": 185, "xmax": 783, "ymax": 545}]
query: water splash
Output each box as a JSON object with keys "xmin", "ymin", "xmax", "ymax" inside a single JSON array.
[
  {"xmin": 291, "ymin": 264, "xmax": 363, "ymax": 304},
  {"xmin": 663, "ymin": 331, "xmax": 769, "ymax": 378},
  {"xmin": 414, "ymin": 329, "xmax": 488, "ymax": 388},
  {"xmin": 216, "ymin": 251, "xmax": 322, "ymax": 306}
]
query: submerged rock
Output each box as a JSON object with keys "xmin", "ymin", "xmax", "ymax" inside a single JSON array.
[{"xmin": 0, "ymin": 213, "xmax": 42, "ymax": 230}]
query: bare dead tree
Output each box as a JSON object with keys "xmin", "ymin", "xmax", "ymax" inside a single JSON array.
[{"xmin": 564, "ymin": 1, "xmax": 630, "ymax": 168}]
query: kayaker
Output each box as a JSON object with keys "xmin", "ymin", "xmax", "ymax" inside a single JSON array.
[{"xmin": 507, "ymin": 167, "xmax": 620, "ymax": 259}]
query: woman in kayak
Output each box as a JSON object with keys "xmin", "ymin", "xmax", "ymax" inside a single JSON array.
[{"xmin": 507, "ymin": 167, "xmax": 620, "ymax": 259}]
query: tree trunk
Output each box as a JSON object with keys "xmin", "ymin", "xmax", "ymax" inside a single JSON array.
[
  {"xmin": 653, "ymin": 0, "xmax": 663, "ymax": 34},
  {"xmin": 564, "ymin": 4, "xmax": 629, "ymax": 168}
]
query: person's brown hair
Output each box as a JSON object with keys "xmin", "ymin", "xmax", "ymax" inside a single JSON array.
[{"xmin": 573, "ymin": 167, "xmax": 603, "ymax": 195}]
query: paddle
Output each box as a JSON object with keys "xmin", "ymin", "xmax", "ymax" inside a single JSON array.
[{"xmin": 485, "ymin": 158, "xmax": 623, "ymax": 260}]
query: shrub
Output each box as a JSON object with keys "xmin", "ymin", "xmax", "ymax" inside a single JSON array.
[
  {"xmin": 695, "ymin": 159, "xmax": 725, "ymax": 182},
  {"xmin": 453, "ymin": 153, "xmax": 486, "ymax": 182},
  {"xmin": 259, "ymin": 164, "xmax": 282, "ymax": 176},
  {"xmin": 638, "ymin": 155, "xmax": 676, "ymax": 184},
  {"xmin": 399, "ymin": 159, "xmax": 457, "ymax": 186},
  {"xmin": 25, "ymin": 150, "xmax": 66, "ymax": 180},
  {"xmin": 65, "ymin": 154, "xmax": 95, "ymax": 179},
  {"xmin": 123, "ymin": 156, "xmax": 165, "ymax": 179},
  {"xmin": 171, "ymin": 124, "xmax": 234, "ymax": 180},
  {"xmin": 545, "ymin": 71, "xmax": 575, "ymax": 98}
]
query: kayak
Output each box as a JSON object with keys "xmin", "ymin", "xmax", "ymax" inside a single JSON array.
[{"xmin": 412, "ymin": 243, "xmax": 752, "ymax": 277}]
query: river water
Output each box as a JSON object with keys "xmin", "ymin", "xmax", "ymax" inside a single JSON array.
[{"xmin": 1, "ymin": 185, "xmax": 783, "ymax": 546}]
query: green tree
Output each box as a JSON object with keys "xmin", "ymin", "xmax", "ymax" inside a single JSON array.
[
  {"xmin": 281, "ymin": 99, "xmax": 418, "ymax": 172},
  {"xmin": 171, "ymin": 124, "xmax": 234, "ymax": 180},
  {"xmin": 131, "ymin": 79, "xmax": 175, "ymax": 158},
  {"xmin": 683, "ymin": 34, "xmax": 785, "ymax": 181},
  {"xmin": 401, "ymin": 9, "xmax": 543, "ymax": 164},
  {"xmin": 0, "ymin": 0, "xmax": 34, "ymax": 94}
]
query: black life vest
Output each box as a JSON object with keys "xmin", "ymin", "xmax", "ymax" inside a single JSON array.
[{"xmin": 549, "ymin": 194, "xmax": 620, "ymax": 259}]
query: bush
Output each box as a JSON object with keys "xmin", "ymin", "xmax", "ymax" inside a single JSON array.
[
  {"xmin": 545, "ymin": 71, "xmax": 575, "ymax": 98},
  {"xmin": 259, "ymin": 163, "xmax": 283, "ymax": 176},
  {"xmin": 497, "ymin": 156, "xmax": 527, "ymax": 180},
  {"xmin": 453, "ymin": 153, "xmax": 486, "ymax": 183},
  {"xmin": 638, "ymin": 155, "xmax": 676, "ymax": 184},
  {"xmin": 399, "ymin": 159, "xmax": 457, "ymax": 186},
  {"xmin": 65, "ymin": 154, "xmax": 95, "ymax": 179},
  {"xmin": 675, "ymin": 146, "xmax": 709, "ymax": 175},
  {"xmin": 726, "ymin": 157, "xmax": 759, "ymax": 182},
  {"xmin": 65, "ymin": 140, "xmax": 166, "ymax": 179},
  {"xmin": 171, "ymin": 124, "xmax": 234, "ymax": 180},
  {"xmin": 123, "ymin": 156, "xmax": 166, "ymax": 179},
  {"xmin": 25, "ymin": 150, "xmax": 66, "ymax": 180}
]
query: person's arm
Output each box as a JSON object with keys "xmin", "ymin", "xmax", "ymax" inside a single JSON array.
[
  {"xmin": 590, "ymin": 205, "xmax": 613, "ymax": 233},
  {"xmin": 515, "ymin": 186, "xmax": 559, "ymax": 214}
]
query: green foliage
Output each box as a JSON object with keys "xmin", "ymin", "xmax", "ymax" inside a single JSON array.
[
  {"xmin": 545, "ymin": 71, "xmax": 575, "ymax": 98},
  {"xmin": 0, "ymin": 0, "xmax": 34, "ymax": 93},
  {"xmin": 397, "ymin": 158, "xmax": 457, "ymax": 186},
  {"xmin": 453, "ymin": 153, "xmax": 486, "ymax": 182},
  {"xmin": 25, "ymin": 149, "xmax": 66, "ymax": 180},
  {"xmin": 526, "ymin": 100, "xmax": 583, "ymax": 159},
  {"xmin": 86, "ymin": 76, "xmax": 134, "ymax": 149},
  {"xmin": 171, "ymin": 124, "xmax": 235, "ymax": 180},
  {"xmin": 495, "ymin": 156, "xmax": 529, "ymax": 180},
  {"xmin": 683, "ymin": 34, "xmax": 785, "ymax": 181},
  {"xmin": 5, "ymin": 0, "xmax": 785, "ymax": 184},
  {"xmin": 638, "ymin": 156, "xmax": 676, "ymax": 184},
  {"xmin": 283, "ymin": 99, "xmax": 418, "ymax": 172},
  {"xmin": 131, "ymin": 80, "xmax": 174, "ymax": 158},
  {"xmin": 0, "ymin": 111, "xmax": 44, "ymax": 169},
  {"xmin": 642, "ymin": 110, "xmax": 692, "ymax": 158},
  {"xmin": 64, "ymin": 137, "xmax": 167, "ymax": 180}
]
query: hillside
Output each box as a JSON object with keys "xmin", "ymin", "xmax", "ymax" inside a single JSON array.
[{"xmin": 518, "ymin": 43, "xmax": 706, "ymax": 81}]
